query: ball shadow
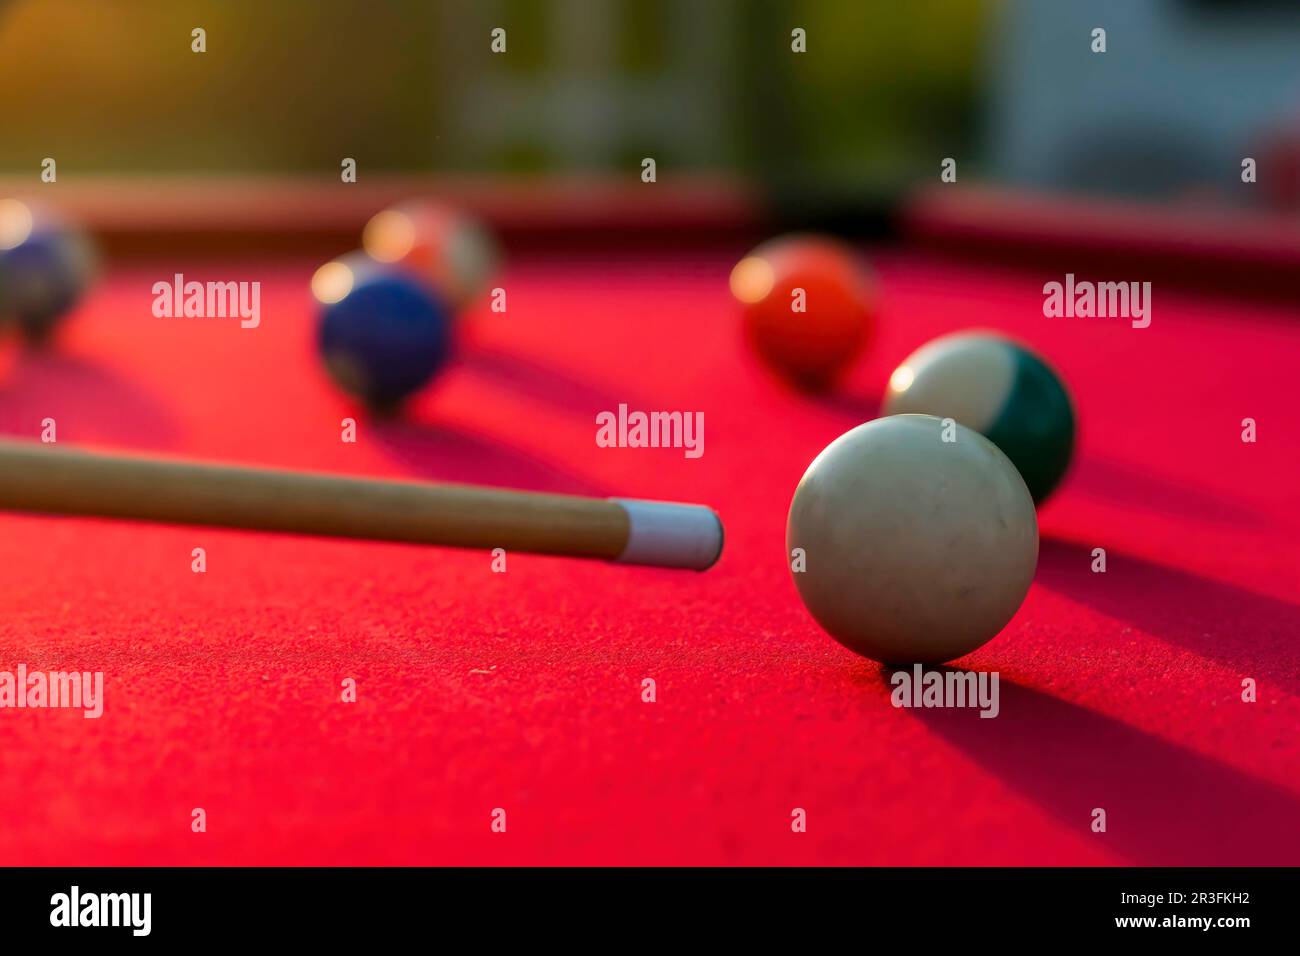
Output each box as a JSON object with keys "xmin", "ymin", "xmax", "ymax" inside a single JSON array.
[
  {"xmin": 1066, "ymin": 456, "xmax": 1269, "ymax": 527},
  {"xmin": 807, "ymin": 390, "xmax": 882, "ymax": 422},
  {"xmin": 875, "ymin": 665, "xmax": 1300, "ymax": 864},
  {"xmin": 370, "ymin": 418, "xmax": 608, "ymax": 497},
  {"xmin": 0, "ymin": 350, "xmax": 180, "ymax": 448},
  {"xmin": 1036, "ymin": 537, "xmax": 1300, "ymax": 695},
  {"xmin": 460, "ymin": 346, "xmax": 651, "ymax": 419}
]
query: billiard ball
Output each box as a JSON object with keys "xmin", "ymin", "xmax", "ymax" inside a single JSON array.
[
  {"xmin": 787, "ymin": 414, "xmax": 1037, "ymax": 664},
  {"xmin": 311, "ymin": 253, "xmax": 454, "ymax": 410},
  {"xmin": 0, "ymin": 199, "xmax": 96, "ymax": 344},
  {"xmin": 362, "ymin": 201, "xmax": 500, "ymax": 308},
  {"xmin": 729, "ymin": 234, "xmax": 873, "ymax": 390},
  {"xmin": 882, "ymin": 331, "xmax": 1075, "ymax": 503}
]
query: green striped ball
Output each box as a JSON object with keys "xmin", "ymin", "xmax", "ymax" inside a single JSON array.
[{"xmin": 883, "ymin": 331, "xmax": 1075, "ymax": 503}]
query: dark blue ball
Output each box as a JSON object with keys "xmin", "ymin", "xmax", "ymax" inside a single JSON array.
[{"xmin": 317, "ymin": 262, "xmax": 453, "ymax": 409}]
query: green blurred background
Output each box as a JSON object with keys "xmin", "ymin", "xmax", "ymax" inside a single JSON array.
[
  {"xmin": 10, "ymin": 0, "xmax": 1300, "ymax": 211},
  {"xmin": 0, "ymin": 0, "xmax": 987, "ymax": 193}
]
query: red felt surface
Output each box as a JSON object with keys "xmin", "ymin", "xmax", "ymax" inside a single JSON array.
[{"xmin": 1, "ymin": 247, "xmax": 1297, "ymax": 866}]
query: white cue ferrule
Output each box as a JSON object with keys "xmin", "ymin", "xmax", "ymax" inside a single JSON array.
[{"xmin": 611, "ymin": 499, "xmax": 724, "ymax": 571}]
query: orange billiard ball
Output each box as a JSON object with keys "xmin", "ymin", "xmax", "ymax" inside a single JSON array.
[{"xmin": 729, "ymin": 234, "xmax": 874, "ymax": 391}]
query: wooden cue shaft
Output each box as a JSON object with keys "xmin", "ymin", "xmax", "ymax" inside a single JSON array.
[{"xmin": 0, "ymin": 439, "xmax": 718, "ymax": 565}]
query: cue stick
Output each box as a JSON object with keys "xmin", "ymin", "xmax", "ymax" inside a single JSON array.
[{"xmin": 0, "ymin": 439, "xmax": 723, "ymax": 571}]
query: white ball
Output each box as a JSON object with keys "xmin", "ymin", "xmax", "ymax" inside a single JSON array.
[{"xmin": 787, "ymin": 414, "xmax": 1038, "ymax": 663}]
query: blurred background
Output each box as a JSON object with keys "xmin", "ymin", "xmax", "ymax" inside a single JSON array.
[
  {"xmin": 5, "ymin": 0, "xmax": 1300, "ymax": 211},
  {"xmin": 0, "ymin": 0, "xmax": 980, "ymax": 199}
]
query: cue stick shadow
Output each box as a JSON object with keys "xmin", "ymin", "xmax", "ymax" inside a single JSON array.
[
  {"xmin": 0, "ymin": 350, "xmax": 180, "ymax": 448},
  {"xmin": 1036, "ymin": 536, "xmax": 1300, "ymax": 697},
  {"xmin": 876, "ymin": 665, "xmax": 1300, "ymax": 865},
  {"xmin": 370, "ymin": 418, "xmax": 610, "ymax": 498}
]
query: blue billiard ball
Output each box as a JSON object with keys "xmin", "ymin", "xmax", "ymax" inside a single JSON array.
[
  {"xmin": 883, "ymin": 331, "xmax": 1075, "ymax": 503},
  {"xmin": 0, "ymin": 199, "xmax": 96, "ymax": 343},
  {"xmin": 312, "ymin": 254, "xmax": 454, "ymax": 409}
]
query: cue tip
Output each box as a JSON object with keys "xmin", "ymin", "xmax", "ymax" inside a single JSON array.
[{"xmin": 611, "ymin": 499, "xmax": 723, "ymax": 571}]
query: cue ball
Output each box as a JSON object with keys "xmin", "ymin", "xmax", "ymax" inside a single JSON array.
[
  {"xmin": 883, "ymin": 331, "xmax": 1075, "ymax": 503},
  {"xmin": 787, "ymin": 414, "xmax": 1038, "ymax": 664},
  {"xmin": 730, "ymin": 234, "xmax": 873, "ymax": 390},
  {"xmin": 0, "ymin": 198, "xmax": 96, "ymax": 344},
  {"xmin": 311, "ymin": 253, "xmax": 454, "ymax": 410},
  {"xmin": 362, "ymin": 201, "xmax": 500, "ymax": 308}
]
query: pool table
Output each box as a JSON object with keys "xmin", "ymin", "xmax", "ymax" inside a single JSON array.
[{"xmin": 1, "ymin": 179, "xmax": 1297, "ymax": 867}]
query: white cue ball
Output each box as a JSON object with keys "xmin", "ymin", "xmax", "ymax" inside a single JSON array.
[{"xmin": 787, "ymin": 414, "xmax": 1038, "ymax": 664}]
